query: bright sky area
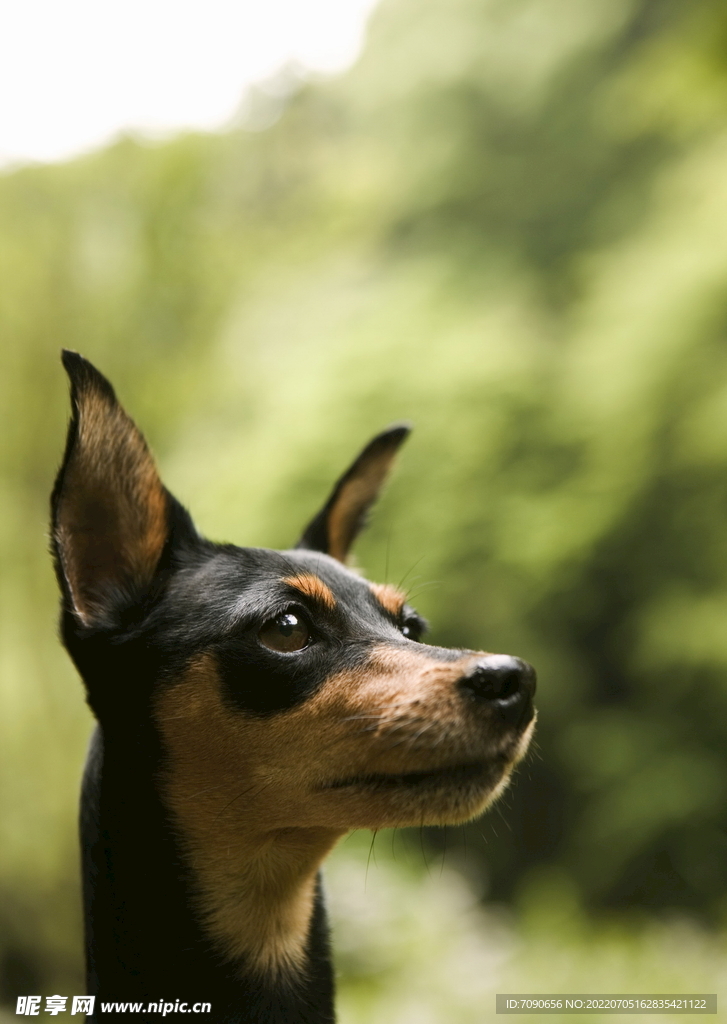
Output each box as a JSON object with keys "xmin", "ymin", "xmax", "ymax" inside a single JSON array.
[{"xmin": 0, "ymin": 0, "xmax": 380, "ymax": 168}]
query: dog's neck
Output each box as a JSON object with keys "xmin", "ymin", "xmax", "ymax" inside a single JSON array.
[
  {"xmin": 152, "ymin": 656, "xmax": 345, "ymax": 979},
  {"xmin": 80, "ymin": 725, "xmax": 338, "ymax": 1024}
]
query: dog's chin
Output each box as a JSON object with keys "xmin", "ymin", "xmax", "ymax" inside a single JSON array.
[
  {"xmin": 317, "ymin": 717, "xmax": 537, "ymax": 829},
  {"xmin": 316, "ymin": 761, "xmax": 512, "ymax": 829}
]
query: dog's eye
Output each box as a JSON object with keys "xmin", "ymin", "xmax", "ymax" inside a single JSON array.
[
  {"xmin": 258, "ymin": 612, "xmax": 310, "ymax": 653},
  {"xmin": 400, "ymin": 618, "xmax": 423, "ymax": 642}
]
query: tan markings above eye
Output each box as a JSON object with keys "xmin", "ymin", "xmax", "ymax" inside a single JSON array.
[
  {"xmin": 258, "ymin": 613, "xmax": 310, "ymax": 653},
  {"xmin": 281, "ymin": 573, "xmax": 336, "ymax": 610},
  {"xmin": 370, "ymin": 583, "xmax": 407, "ymax": 618}
]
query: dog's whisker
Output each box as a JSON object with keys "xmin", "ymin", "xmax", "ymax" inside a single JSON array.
[
  {"xmin": 212, "ymin": 781, "xmax": 269, "ymax": 823},
  {"xmin": 396, "ymin": 554, "xmax": 427, "ymax": 594},
  {"xmin": 405, "ymin": 581, "xmax": 442, "ymax": 602},
  {"xmin": 339, "ymin": 712, "xmax": 401, "ymax": 722}
]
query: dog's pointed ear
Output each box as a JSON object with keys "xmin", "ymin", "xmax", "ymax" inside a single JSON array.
[
  {"xmin": 295, "ymin": 424, "xmax": 411, "ymax": 563},
  {"xmin": 51, "ymin": 351, "xmax": 171, "ymax": 626}
]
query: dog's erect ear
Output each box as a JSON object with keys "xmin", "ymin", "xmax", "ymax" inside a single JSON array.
[
  {"xmin": 51, "ymin": 351, "xmax": 171, "ymax": 626},
  {"xmin": 295, "ymin": 424, "xmax": 411, "ymax": 563}
]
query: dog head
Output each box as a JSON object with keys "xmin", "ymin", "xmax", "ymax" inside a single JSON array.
[{"xmin": 52, "ymin": 351, "xmax": 536, "ymax": 835}]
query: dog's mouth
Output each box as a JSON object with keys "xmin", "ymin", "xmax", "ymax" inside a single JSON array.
[{"xmin": 320, "ymin": 761, "xmax": 491, "ymax": 792}]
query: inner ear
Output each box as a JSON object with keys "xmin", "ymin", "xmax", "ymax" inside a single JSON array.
[
  {"xmin": 296, "ymin": 424, "xmax": 411, "ymax": 563},
  {"xmin": 51, "ymin": 351, "xmax": 170, "ymax": 626}
]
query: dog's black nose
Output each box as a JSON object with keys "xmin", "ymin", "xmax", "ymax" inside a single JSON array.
[{"xmin": 458, "ymin": 655, "xmax": 536, "ymax": 724}]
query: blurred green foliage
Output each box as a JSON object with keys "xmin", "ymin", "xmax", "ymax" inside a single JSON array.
[
  {"xmin": 326, "ymin": 833, "xmax": 727, "ymax": 1023},
  {"xmin": 3, "ymin": 0, "xmax": 727, "ymax": 1008}
]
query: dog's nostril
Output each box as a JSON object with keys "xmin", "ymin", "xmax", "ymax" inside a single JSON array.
[{"xmin": 459, "ymin": 655, "xmax": 536, "ymax": 706}]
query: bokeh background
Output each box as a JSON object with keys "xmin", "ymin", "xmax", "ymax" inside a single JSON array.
[{"xmin": 2, "ymin": 0, "xmax": 727, "ymax": 1018}]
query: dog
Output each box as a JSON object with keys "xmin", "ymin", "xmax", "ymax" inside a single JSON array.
[{"xmin": 50, "ymin": 351, "xmax": 536, "ymax": 1023}]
